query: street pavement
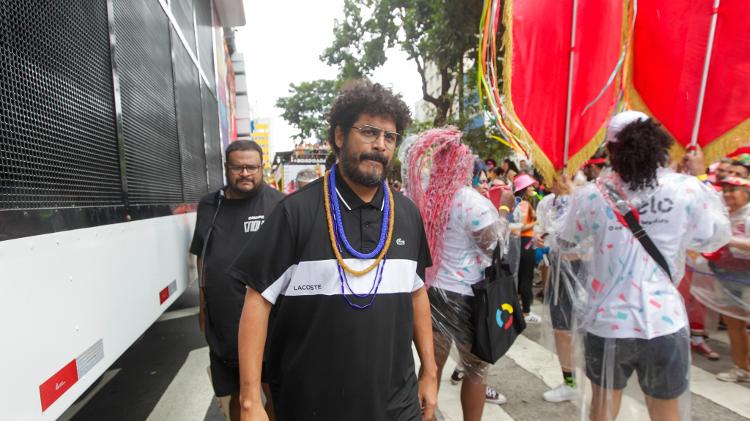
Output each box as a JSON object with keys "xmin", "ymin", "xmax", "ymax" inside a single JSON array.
[{"xmin": 62, "ymin": 280, "xmax": 750, "ymax": 421}]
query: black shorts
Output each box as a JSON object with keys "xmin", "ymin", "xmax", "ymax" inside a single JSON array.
[
  {"xmin": 584, "ymin": 329, "xmax": 689, "ymax": 400},
  {"xmin": 209, "ymin": 352, "xmax": 239, "ymax": 397},
  {"xmin": 428, "ymin": 287, "xmax": 475, "ymax": 346}
]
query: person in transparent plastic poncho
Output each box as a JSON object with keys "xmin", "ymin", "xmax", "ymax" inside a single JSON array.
[
  {"xmin": 404, "ymin": 128, "xmax": 512, "ymax": 420},
  {"xmin": 690, "ymin": 175, "xmax": 750, "ymax": 382},
  {"xmin": 535, "ymin": 173, "xmax": 588, "ymax": 403},
  {"xmin": 551, "ymin": 111, "xmax": 731, "ymax": 421}
]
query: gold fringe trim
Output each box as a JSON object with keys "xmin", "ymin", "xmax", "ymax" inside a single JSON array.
[
  {"xmin": 500, "ymin": 0, "xmax": 628, "ymax": 184},
  {"xmin": 501, "ymin": 0, "xmax": 559, "ymax": 183},
  {"xmin": 623, "ymin": 1, "xmax": 750, "ymax": 165},
  {"xmin": 565, "ymin": 0, "xmax": 633, "ymax": 179},
  {"xmin": 626, "ymin": 60, "xmax": 750, "ymax": 164},
  {"xmin": 702, "ymin": 118, "xmax": 750, "ymax": 163}
]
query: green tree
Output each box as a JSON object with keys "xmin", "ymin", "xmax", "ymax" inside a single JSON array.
[
  {"xmin": 322, "ymin": 0, "xmax": 483, "ymax": 126},
  {"xmin": 275, "ymin": 79, "xmax": 340, "ymax": 143}
]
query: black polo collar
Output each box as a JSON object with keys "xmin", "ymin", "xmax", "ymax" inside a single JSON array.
[{"xmin": 335, "ymin": 172, "xmax": 385, "ymax": 211}]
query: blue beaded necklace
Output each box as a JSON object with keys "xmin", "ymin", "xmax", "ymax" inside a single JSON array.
[
  {"xmin": 329, "ymin": 166, "xmax": 390, "ymax": 258},
  {"xmin": 327, "ymin": 165, "xmax": 390, "ymax": 309}
]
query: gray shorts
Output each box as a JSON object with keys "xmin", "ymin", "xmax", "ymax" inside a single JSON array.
[{"xmin": 584, "ymin": 328, "xmax": 689, "ymax": 400}]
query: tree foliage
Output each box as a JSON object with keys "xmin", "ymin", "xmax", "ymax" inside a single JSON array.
[
  {"xmin": 275, "ymin": 79, "xmax": 340, "ymax": 143},
  {"xmin": 275, "ymin": 0, "xmax": 512, "ymax": 162},
  {"xmin": 322, "ymin": 0, "xmax": 483, "ymax": 126}
]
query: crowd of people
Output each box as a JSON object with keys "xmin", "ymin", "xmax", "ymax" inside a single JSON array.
[{"xmin": 191, "ymin": 80, "xmax": 748, "ymax": 421}]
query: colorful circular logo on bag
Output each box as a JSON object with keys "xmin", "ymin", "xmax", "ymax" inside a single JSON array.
[{"xmin": 495, "ymin": 303, "xmax": 514, "ymax": 330}]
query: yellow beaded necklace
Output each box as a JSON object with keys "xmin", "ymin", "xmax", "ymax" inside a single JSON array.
[{"xmin": 323, "ymin": 170, "xmax": 395, "ymax": 276}]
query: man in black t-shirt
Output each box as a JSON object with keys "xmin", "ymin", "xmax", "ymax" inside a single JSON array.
[
  {"xmin": 190, "ymin": 140, "xmax": 283, "ymax": 420},
  {"xmin": 230, "ymin": 81, "xmax": 438, "ymax": 421}
]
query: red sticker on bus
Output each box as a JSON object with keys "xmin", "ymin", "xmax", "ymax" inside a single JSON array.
[
  {"xmin": 159, "ymin": 280, "xmax": 178, "ymax": 305},
  {"xmin": 159, "ymin": 287, "xmax": 170, "ymax": 304},
  {"xmin": 39, "ymin": 360, "xmax": 78, "ymax": 411}
]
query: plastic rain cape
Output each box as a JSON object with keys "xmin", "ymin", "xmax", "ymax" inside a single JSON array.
[
  {"xmin": 402, "ymin": 131, "xmax": 511, "ymax": 382},
  {"xmin": 690, "ymin": 203, "xmax": 750, "ymax": 322},
  {"xmin": 544, "ymin": 168, "xmax": 730, "ymax": 421}
]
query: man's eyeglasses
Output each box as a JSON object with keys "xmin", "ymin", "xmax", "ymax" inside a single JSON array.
[
  {"xmin": 351, "ymin": 125, "xmax": 401, "ymax": 149},
  {"xmin": 227, "ymin": 164, "xmax": 261, "ymax": 175}
]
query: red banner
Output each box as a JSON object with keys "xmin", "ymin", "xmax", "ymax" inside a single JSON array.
[
  {"xmin": 627, "ymin": 0, "xmax": 750, "ymax": 163},
  {"xmin": 501, "ymin": 0, "xmax": 625, "ymax": 180}
]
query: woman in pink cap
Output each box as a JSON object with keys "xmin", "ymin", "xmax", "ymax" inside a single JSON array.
[{"xmin": 511, "ymin": 173, "xmax": 541, "ymax": 323}]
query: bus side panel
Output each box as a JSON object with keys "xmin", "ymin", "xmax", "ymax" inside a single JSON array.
[{"xmin": 0, "ymin": 213, "xmax": 196, "ymax": 421}]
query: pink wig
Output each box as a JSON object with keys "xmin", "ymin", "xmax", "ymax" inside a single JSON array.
[{"xmin": 406, "ymin": 128, "xmax": 474, "ymax": 286}]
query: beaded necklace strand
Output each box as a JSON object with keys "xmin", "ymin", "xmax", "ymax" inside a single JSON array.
[
  {"xmin": 337, "ymin": 260, "xmax": 386, "ymax": 309},
  {"xmin": 323, "ymin": 166, "xmax": 394, "ymax": 277},
  {"xmin": 329, "ymin": 166, "xmax": 390, "ymax": 259}
]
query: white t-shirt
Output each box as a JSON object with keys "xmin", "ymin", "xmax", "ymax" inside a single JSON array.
[
  {"xmin": 559, "ymin": 169, "xmax": 730, "ymax": 339},
  {"xmin": 729, "ymin": 203, "xmax": 750, "ymax": 259},
  {"xmin": 432, "ymin": 187, "xmax": 501, "ymax": 296}
]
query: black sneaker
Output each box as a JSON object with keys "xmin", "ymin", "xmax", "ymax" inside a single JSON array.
[{"xmin": 450, "ymin": 368, "xmax": 464, "ymax": 385}]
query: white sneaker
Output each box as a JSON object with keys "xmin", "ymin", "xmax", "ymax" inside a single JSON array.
[
  {"xmin": 485, "ymin": 386, "xmax": 507, "ymax": 405},
  {"xmin": 543, "ymin": 384, "xmax": 577, "ymax": 402},
  {"xmin": 524, "ymin": 312, "xmax": 542, "ymax": 324},
  {"xmin": 717, "ymin": 366, "xmax": 750, "ymax": 382}
]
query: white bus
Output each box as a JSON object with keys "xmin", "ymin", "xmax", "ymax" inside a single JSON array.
[{"xmin": 0, "ymin": 1, "xmax": 245, "ymax": 419}]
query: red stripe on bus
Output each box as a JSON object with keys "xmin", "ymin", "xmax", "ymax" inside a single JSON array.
[
  {"xmin": 39, "ymin": 360, "xmax": 78, "ymax": 411},
  {"xmin": 159, "ymin": 287, "xmax": 170, "ymax": 304}
]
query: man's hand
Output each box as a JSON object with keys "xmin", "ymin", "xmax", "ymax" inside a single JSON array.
[
  {"xmin": 240, "ymin": 400, "xmax": 269, "ymax": 421},
  {"xmin": 683, "ymin": 145, "xmax": 707, "ymax": 176},
  {"xmin": 418, "ymin": 368, "xmax": 438, "ymax": 421},
  {"xmin": 198, "ymin": 306, "xmax": 206, "ymax": 333},
  {"xmin": 534, "ymin": 233, "xmax": 546, "ymax": 248}
]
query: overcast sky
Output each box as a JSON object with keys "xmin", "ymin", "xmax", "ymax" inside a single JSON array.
[{"xmin": 236, "ymin": 0, "xmax": 423, "ymax": 157}]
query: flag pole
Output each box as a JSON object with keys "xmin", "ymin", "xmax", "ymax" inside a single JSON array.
[
  {"xmin": 562, "ymin": 0, "xmax": 579, "ymax": 172},
  {"xmin": 690, "ymin": 0, "xmax": 721, "ymax": 147},
  {"xmin": 555, "ymin": 0, "xmax": 579, "ymax": 307}
]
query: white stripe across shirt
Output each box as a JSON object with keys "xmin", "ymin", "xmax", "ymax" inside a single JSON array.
[{"xmin": 228, "ymin": 176, "xmax": 431, "ymax": 420}]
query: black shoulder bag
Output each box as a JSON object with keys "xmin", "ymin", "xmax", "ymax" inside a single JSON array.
[{"xmin": 470, "ymin": 242, "xmax": 526, "ymax": 364}]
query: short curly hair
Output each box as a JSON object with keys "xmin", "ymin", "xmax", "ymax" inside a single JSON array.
[
  {"xmin": 327, "ymin": 79, "xmax": 412, "ymax": 155},
  {"xmin": 608, "ymin": 119, "xmax": 673, "ymax": 191}
]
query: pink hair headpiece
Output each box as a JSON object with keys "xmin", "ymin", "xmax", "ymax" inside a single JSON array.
[{"xmin": 405, "ymin": 128, "xmax": 475, "ymax": 286}]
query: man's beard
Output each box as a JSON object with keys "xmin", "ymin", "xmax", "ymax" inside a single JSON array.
[
  {"xmin": 339, "ymin": 141, "xmax": 390, "ymax": 187},
  {"xmin": 228, "ymin": 177, "xmax": 258, "ymax": 197}
]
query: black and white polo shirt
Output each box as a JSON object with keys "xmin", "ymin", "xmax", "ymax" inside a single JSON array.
[{"xmin": 229, "ymin": 175, "xmax": 431, "ymax": 421}]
